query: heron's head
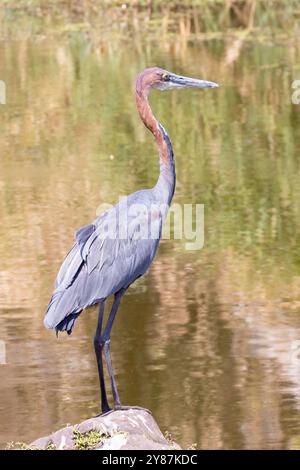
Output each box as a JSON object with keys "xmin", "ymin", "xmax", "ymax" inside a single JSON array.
[{"xmin": 136, "ymin": 67, "xmax": 219, "ymax": 94}]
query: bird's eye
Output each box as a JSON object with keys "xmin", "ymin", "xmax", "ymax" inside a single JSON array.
[{"xmin": 162, "ymin": 73, "xmax": 170, "ymax": 81}]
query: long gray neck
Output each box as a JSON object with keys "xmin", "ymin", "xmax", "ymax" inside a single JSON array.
[{"xmin": 154, "ymin": 123, "xmax": 176, "ymax": 206}]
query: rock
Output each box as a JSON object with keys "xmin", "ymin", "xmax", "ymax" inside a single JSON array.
[{"xmin": 29, "ymin": 408, "xmax": 180, "ymax": 450}]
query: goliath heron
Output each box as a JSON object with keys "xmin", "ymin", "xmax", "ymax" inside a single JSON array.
[{"xmin": 44, "ymin": 67, "xmax": 219, "ymax": 414}]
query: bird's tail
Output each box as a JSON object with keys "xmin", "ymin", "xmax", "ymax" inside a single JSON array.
[{"xmin": 44, "ymin": 289, "xmax": 82, "ymax": 335}]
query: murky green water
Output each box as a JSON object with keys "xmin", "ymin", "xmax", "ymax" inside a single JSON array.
[{"xmin": 1, "ymin": 35, "xmax": 300, "ymax": 449}]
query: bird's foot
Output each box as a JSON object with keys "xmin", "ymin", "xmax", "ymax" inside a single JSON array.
[
  {"xmin": 113, "ymin": 404, "xmax": 152, "ymax": 415},
  {"xmin": 95, "ymin": 406, "xmax": 113, "ymax": 417}
]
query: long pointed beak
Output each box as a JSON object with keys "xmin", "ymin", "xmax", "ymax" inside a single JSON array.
[{"xmin": 169, "ymin": 73, "xmax": 219, "ymax": 89}]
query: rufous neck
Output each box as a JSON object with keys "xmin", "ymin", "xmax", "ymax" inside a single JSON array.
[{"xmin": 135, "ymin": 84, "xmax": 176, "ymax": 202}]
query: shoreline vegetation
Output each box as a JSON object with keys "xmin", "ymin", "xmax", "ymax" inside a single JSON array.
[{"xmin": 1, "ymin": 0, "xmax": 300, "ymax": 42}]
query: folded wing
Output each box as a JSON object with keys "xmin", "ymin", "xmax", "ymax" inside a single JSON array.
[{"xmin": 44, "ymin": 196, "xmax": 162, "ymax": 334}]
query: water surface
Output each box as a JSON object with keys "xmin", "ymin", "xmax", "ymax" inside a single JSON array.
[{"xmin": 1, "ymin": 36, "xmax": 300, "ymax": 449}]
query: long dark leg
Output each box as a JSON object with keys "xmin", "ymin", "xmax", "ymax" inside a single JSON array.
[
  {"xmin": 101, "ymin": 289, "xmax": 124, "ymax": 408},
  {"xmin": 93, "ymin": 301, "xmax": 111, "ymax": 414}
]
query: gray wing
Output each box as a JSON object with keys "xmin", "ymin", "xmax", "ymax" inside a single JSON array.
[{"xmin": 44, "ymin": 195, "xmax": 162, "ymax": 333}]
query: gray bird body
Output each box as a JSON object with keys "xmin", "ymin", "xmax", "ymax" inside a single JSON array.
[{"xmin": 44, "ymin": 139, "xmax": 174, "ymax": 334}]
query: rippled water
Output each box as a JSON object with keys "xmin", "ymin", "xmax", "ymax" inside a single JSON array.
[{"xmin": 1, "ymin": 35, "xmax": 300, "ymax": 449}]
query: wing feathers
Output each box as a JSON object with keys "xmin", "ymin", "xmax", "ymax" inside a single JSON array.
[
  {"xmin": 45, "ymin": 194, "xmax": 163, "ymax": 333},
  {"xmin": 75, "ymin": 223, "xmax": 96, "ymax": 245}
]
